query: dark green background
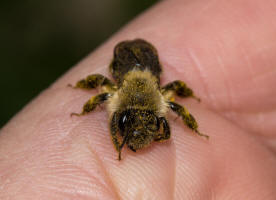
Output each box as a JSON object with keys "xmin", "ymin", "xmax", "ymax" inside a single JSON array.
[{"xmin": 0, "ymin": 0, "xmax": 158, "ymax": 128}]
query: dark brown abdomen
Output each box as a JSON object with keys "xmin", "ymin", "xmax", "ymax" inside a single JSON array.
[{"xmin": 109, "ymin": 39, "xmax": 162, "ymax": 86}]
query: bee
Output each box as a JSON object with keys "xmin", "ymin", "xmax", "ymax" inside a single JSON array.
[{"xmin": 70, "ymin": 39, "xmax": 209, "ymax": 160}]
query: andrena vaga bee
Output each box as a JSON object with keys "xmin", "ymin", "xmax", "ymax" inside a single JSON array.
[{"xmin": 70, "ymin": 39, "xmax": 209, "ymax": 160}]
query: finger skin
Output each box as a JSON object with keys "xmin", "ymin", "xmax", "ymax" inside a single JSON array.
[{"xmin": 1, "ymin": 0, "xmax": 276, "ymax": 199}]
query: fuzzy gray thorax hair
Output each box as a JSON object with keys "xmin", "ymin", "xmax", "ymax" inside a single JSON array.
[{"xmin": 107, "ymin": 70, "xmax": 168, "ymax": 117}]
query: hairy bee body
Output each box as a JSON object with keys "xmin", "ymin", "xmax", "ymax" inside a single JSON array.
[
  {"xmin": 70, "ymin": 39, "xmax": 208, "ymax": 160},
  {"xmin": 107, "ymin": 70, "xmax": 167, "ymax": 116}
]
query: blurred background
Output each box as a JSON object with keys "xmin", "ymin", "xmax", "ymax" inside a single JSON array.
[{"xmin": 0, "ymin": 0, "xmax": 159, "ymax": 128}]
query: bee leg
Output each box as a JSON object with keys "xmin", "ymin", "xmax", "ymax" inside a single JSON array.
[
  {"xmin": 168, "ymin": 101, "xmax": 209, "ymax": 139},
  {"xmin": 154, "ymin": 117, "xmax": 171, "ymax": 141},
  {"xmin": 68, "ymin": 74, "xmax": 116, "ymax": 90},
  {"xmin": 71, "ymin": 93, "xmax": 110, "ymax": 116},
  {"xmin": 128, "ymin": 146, "xmax": 136, "ymax": 152},
  {"xmin": 162, "ymin": 80, "xmax": 200, "ymax": 102},
  {"xmin": 110, "ymin": 112, "xmax": 123, "ymax": 160}
]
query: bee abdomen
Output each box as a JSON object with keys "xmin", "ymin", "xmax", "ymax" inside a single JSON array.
[{"xmin": 109, "ymin": 39, "xmax": 162, "ymax": 86}]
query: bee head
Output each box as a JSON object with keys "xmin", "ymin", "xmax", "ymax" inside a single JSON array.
[{"xmin": 118, "ymin": 109, "xmax": 160, "ymax": 151}]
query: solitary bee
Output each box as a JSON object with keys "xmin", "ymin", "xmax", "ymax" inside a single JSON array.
[{"xmin": 70, "ymin": 39, "xmax": 208, "ymax": 160}]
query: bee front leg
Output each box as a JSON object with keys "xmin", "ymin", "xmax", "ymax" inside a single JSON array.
[
  {"xmin": 154, "ymin": 117, "xmax": 171, "ymax": 142},
  {"xmin": 168, "ymin": 101, "xmax": 209, "ymax": 139},
  {"xmin": 68, "ymin": 74, "xmax": 116, "ymax": 90},
  {"xmin": 71, "ymin": 93, "xmax": 110, "ymax": 116},
  {"xmin": 162, "ymin": 80, "xmax": 200, "ymax": 102},
  {"xmin": 110, "ymin": 112, "xmax": 123, "ymax": 160}
]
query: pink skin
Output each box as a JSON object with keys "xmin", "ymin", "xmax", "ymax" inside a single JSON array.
[{"xmin": 1, "ymin": 0, "xmax": 276, "ymax": 199}]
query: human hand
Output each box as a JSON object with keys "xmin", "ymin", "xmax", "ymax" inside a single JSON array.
[{"xmin": 1, "ymin": 0, "xmax": 276, "ymax": 199}]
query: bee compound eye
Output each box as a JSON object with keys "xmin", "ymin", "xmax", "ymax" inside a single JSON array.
[{"xmin": 118, "ymin": 113, "xmax": 129, "ymax": 132}]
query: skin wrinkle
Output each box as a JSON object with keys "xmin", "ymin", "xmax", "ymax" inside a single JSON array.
[
  {"xmin": 34, "ymin": 110, "xmax": 119, "ymax": 199},
  {"xmin": 73, "ymin": 134, "xmax": 114, "ymax": 193},
  {"xmin": 84, "ymin": 144, "xmax": 120, "ymax": 200},
  {"xmin": 44, "ymin": 155, "xmax": 101, "ymax": 198},
  {"xmin": 3, "ymin": 162, "xmax": 32, "ymax": 198},
  {"xmin": 256, "ymin": 111, "xmax": 265, "ymax": 133},
  {"xmin": 125, "ymin": 146, "xmax": 174, "ymax": 199},
  {"xmin": 213, "ymin": 30, "xmax": 241, "ymax": 111},
  {"xmin": 106, "ymin": 138, "xmax": 176, "ymax": 199},
  {"xmin": 66, "ymin": 149, "xmax": 116, "ymax": 198},
  {"xmin": 65, "ymin": 112, "xmax": 122, "ymax": 198},
  {"xmin": 213, "ymin": 50, "xmax": 234, "ymax": 111},
  {"xmin": 239, "ymin": 46, "xmax": 259, "ymax": 102},
  {"xmin": 250, "ymin": 44, "xmax": 276, "ymax": 90},
  {"xmin": 220, "ymin": 97, "xmax": 276, "ymax": 113},
  {"xmin": 174, "ymin": 141, "xmax": 212, "ymax": 199},
  {"xmin": 186, "ymin": 49, "xmax": 215, "ymax": 107},
  {"xmin": 253, "ymin": 67, "xmax": 276, "ymax": 85},
  {"xmin": 172, "ymin": 107, "xmax": 214, "ymax": 199},
  {"xmin": 231, "ymin": 108, "xmax": 276, "ymax": 136},
  {"xmin": 252, "ymin": 43, "xmax": 276, "ymax": 57},
  {"xmin": 171, "ymin": 140, "xmax": 176, "ymax": 200},
  {"xmin": 263, "ymin": 138, "xmax": 276, "ymax": 155}
]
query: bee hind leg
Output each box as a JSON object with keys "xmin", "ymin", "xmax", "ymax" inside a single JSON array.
[
  {"xmin": 162, "ymin": 80, "xmax": 200, "ymax": 102},
  {"xmin": 154, "ymin": 117, "xmax": 171, "ymax": 141},
  {"xmin": 110, "ymin": 112, "xmax": 124, "ymax": 160},
  {"xmin": 168, "ymin": 101, "xmax": 209, "ymax": 139}
]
